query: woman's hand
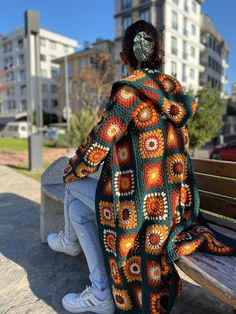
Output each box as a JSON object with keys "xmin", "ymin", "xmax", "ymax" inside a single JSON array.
[{"xmin": 63, "ymin": 164, "xmax": 77, "ymax": 184}]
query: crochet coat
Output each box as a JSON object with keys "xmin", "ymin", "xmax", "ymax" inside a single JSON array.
[{"xmin": 64, "ymin": 68, "xmax": 236, "ymax": 314}]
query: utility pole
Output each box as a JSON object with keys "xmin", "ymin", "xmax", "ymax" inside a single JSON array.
[
  {"xmin": 25, "ymin": 10, "xmax": 43, "ymax": 171},
  {"xmin": 64, "ymin": 55, "xmax": 70, "ymax": 133}
]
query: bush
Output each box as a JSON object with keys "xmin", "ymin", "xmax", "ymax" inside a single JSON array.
[{"xmin": 55, "ymin": 108, "xmax": 98, "ymax": 148}]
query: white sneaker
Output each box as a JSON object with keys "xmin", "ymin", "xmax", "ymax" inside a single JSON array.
[
  {"xmin": 47, "ymin": 231, "xmax": 81, "ymax": 256},
  {"xmin": 62, "ymin": 286, "xmax": 115, "ymax": 314}
]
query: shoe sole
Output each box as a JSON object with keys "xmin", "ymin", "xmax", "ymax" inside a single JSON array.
[
  {"xmin": 47, "ymin": 241, "xmax": 81, "ymax": 257},
  {"xmin": 62, "ymin": 298, "xmax": 115, "ymax": 314}
]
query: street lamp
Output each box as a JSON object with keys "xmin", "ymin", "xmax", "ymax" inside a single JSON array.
[{"xmin": 25, "ymin": 10, "xmax": 43, "ymax": 171}]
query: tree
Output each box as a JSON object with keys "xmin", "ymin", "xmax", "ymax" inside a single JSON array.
[
  {"xmin": 187, "ymin": 83, "xmax": 227, "ymax": 156},
  {"xmin": 70, "ymin": 52, "xmax": 114, "ymax": 120}
]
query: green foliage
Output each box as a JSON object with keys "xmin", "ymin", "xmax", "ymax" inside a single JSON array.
[
  {"xmin": 55, "ymin": 108, "xmax": 98, "ymax": 148},
  {"xmin": 187, "ymin": 83, "xmax": 227, "ymax": 156}
]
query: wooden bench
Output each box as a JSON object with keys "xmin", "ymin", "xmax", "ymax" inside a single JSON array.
[
  {"xmin": 174, "ymin": 158, "xmax": 236, "ymax": 311},
  {"xmin": 40, "ymin": 157, "xmax": 236, "ymax": 311}
]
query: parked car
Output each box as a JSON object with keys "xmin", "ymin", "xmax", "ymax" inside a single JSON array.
[
  {"xmin": 209, "ymin": 140, "xmax": 236, "ymax": 162},
  {"xmin": 43, "ymin": 127, "xmax": 65, "ymax": 142},
  {"xmin": 0, "ymin": 122, "xmax": 36, "ymax": 139}
]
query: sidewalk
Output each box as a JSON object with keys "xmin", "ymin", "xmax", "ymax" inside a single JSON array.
[{"xmin": 0, "ymin": 166, "xmax": 234, "ymax": 314}]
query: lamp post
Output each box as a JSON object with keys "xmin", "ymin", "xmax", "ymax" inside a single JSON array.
[
  {"xmin": 25, "ymin": 10, "xmax": 43, "ymax": 171},
  {"xmin": 64, "ymin": 55, "xmax": 70, "ymax": 133}
]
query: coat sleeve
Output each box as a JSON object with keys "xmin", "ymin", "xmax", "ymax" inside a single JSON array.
[
  {"xmin": 157, "ymin": 74, "xmax": 197, "ymax": 128},
  {"xmin": 63, "ymin": 82, "xmax": 141, "ymax": 183}
]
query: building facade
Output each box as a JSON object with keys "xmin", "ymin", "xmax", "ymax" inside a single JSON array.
[
  {"xmin": 114, "ymin": 0, "xmax": 204, "ymax": 92},
  {"xmin": 0, "ymin": 27, "xmax": 78, "ymax": 116},
  {"xmin": 53, "ymin": 39, "xmax": 115, "ymax": 118},
  {"xmin": 200, "ymin": 14, "xmax": 229, "ymax": 94}
]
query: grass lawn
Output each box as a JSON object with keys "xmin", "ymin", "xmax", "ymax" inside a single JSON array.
[
  {"xmin": 0, "ymin": 138, "xmax": 28, "ymax": 152},
  {"xmin": 0, "ymin": 138, "xmax": 56, "ymax": 153}
]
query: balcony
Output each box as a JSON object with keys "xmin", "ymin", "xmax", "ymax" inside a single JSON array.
[{"xmin": 222, "ymin": 59, "xmax": 229, "ymax": 69}]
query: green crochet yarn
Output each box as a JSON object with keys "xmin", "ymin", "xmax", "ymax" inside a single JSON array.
[{"xmin": 133, "ymin": 31, "xmax": 153, "ymax": 68}]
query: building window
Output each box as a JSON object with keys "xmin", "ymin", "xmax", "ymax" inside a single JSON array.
[
  {"xmin": 140, "ymin": 0, "xmax": 149, "ymax": 3},
  {"xmin": 8, "ymin": 71, "xmax": 14, "ymax": 81},
  {"xmin": 50, "ymin": 41, "xmax": 57, "ymax": 50},
  {"xmin": 171, "ymin": 61, "xmax": 177, "ymax": 77},
  {"xmin": 190, "ymin": 68, "xmax": 195, "ymax": 79},
  {"xmin": 51, "ymin": 85, "xmax": 57, "ymax": 93},
  {"xmin": 18, "ymin": 54, "xmax": 24, "ymax": 66},
  {"xmin": 121, "ymin": 0, "xmax": 132, "ymax": 11},
  {"xmin": 173, "ymin": 0, "xmax": 179, "ymax": 5},
  {"xmin": 42, "ymin": 84, "xmax": 48, "ymax": 93},
  {"xmin": 18, "ymin": 38, "xmax": 24, "ymax": 49},
  {"xmin": 21, "ymin": 100, "xmax": 27, "ymax": 111},
  {"xmin": 209, "ymin": 36, "xmax": 212, "ymax": 48},
  {"xmin": 184, "ymin": 0, "xmax": 189, "ymax": 12},
  {"xmin": 40, "ymin": 38, "xmax": 46, "ymax": 47},
  {"xmin": 43, "ymin": 99, "xmax": 48, "ymax": 108},
  {"xmin": 40, "ymin": 54, "xmax": 46, "ymax": 62},
  {"xmin": 41, "ymin": 69, "xmax": 47, "ymax": 77},
  {"xmin": 3, "ymin": 42, "xmax": 12, "ymax": 53},
  {"xmin": 51, "ymin": 67, "xmax": 59, "ymax": 79},
  {"xmin": 19, "ymin": 69, "xmax": 26, "ymax": 81},
  {"xmin": 183, "ymin": 41, "xmax": 188, "ymax": 60},
  {"xmin": 122, "ymin": 15, "xmax": 132, "ymax": 32},
  {"xmin": 191, "ymin": 24, "xmax": 196, "ymax": 36},
  {"xmin": 183, "ymin": 18, "xmax": 188, "ymax": 36},
  {"xmin": 172, "ymin": 11, "xmax": 178, "ymax": 30},
  {"xmin": 212, "ymin": 59, "xmax": 215, "ymax": 71},
  {"xmin": 52, "ymin": 99, "xmax": 58, "ymax": 107},
  {"xmin": 140, "ymin": 9, "xmax": 150, "ymax": 21},
  {"xmin": 208, "ymin": 56, "xmax": 211, "ymax": 68},
  {"xmin": 191, "ymin": 47, "xmax": 195, "ymax": 58},
  {"xmin": 20, "ymin": 85, "xmax": 26, "ymax": 97},
  {"xmin": 192, "ymin": 1, "xmax": 197, "ymax": 13},
  {"xmin": 4, "ymin": 56, "xmax": 14, "ymax": 69},
  {"xmin": 182, "ymin": 64, "xmax": 187, "ymax": 82},
  {"xmin": 171, "ymin": 36, "xmax": 177, "ymax": 55}
]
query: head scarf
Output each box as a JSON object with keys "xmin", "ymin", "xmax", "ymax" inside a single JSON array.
[{"xmin": 133, "ymin": 31, "xmax": 153, "ymax": 69}]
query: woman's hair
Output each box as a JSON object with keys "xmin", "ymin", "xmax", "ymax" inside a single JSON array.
[{"xmin": 122, "ymin": 20, "xmax": 164, "ymax": 70}]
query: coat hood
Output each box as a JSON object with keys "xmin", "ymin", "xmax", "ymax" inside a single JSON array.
[{"xmin": 112, "ymin": 68, "xmax": 197, "ymax": 128}]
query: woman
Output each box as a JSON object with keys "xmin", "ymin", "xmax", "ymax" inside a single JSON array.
[{"xmin": 47, "ymin": 20, "xmax": 236, "ymax": 314}]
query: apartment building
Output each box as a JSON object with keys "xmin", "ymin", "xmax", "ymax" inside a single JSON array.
[
  {"xmin": 53, "ymin": 39, "xmax": 115, "ymax": 118},
  {"xmin": 115, "ymin": 0, "xmax": 204, "ymax": 92},
  {"xmin": 200, "ymin": 14, "xmax": 229, "ymax": 94},
  {"xmin": 231, "ymin": 82, "xmax": 236, "ymax": 110},
  {"xmin": 0, "ymin": 27, "xmax": 78, "ymax": 115}
]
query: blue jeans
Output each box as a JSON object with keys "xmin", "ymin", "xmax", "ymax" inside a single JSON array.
[{"xmin": 64, "ymin": 176, "xmax": 110, "ymax": 292}]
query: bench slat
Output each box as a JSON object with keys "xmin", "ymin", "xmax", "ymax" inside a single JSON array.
[
  {"xmin": 195, "ymin": 173, "xmax": 236, "ymax": 198},
  {"xmin": 192, "ymin": 158, "xmax": 236, "ymax": 179},
  {"xmin": 199, "ymin": 191, "xmax": 236, "ymax": 219},
  {"xmin": 175, "ymin": 251, "xmax": 236, "ymax": 309},
  {"xmin": 202, "ymin": 212, "xmax": 236, "ymax": 233}
]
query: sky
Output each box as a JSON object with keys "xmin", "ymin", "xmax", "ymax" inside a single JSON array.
[{"xmin": 0, "ymin": 0, "xmax": 235, "ymax": 93}]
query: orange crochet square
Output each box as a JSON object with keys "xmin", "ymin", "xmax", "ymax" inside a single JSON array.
[{"xmin": 139, "ymin": 129, "xmax": 164, "ymax": 159}]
